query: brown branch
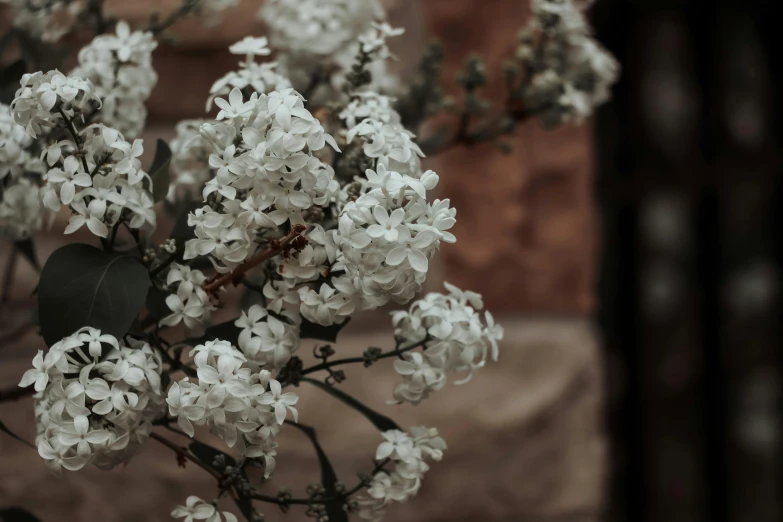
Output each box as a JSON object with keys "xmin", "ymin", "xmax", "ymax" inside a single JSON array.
[
  {"xmin": 148, "ymin": 0, "xmax": 203, "ymax": 35},
  {"xmin": 202, "ymin": 225, "xmax": 307, "ymax": 295},
  {"xmin": 149, "ymin": 432, "xmax": 221, "ymax": 479}
]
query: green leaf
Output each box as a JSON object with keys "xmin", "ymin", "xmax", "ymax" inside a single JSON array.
[
  {"xmin": 148, "ymin": 139, "xmax": 172, "ymax": 203},
  {"xmin": 303, "ymin": 378, "xmax": 401, "ymax": 432},
  {"xmin": 185, "ymin": 319, "xmax": 242, "ymax": 347},
  {"xmin": 290, "ymin": 423, "xmax": 348, "ymax": 522},
  {"xmin": 0, "ymin": 419, "xmax": 34, "ymax": 449},
  {"xmin": 0, "ymin": 507, "xmax": 43, "ymax": 522},
  {"xmin": 14, "ymin": 238, "xmax": 39, "ymax": 271},
  {"xmin": 299, "ymin": 317, "xmax": 351, "ymax": 343},
  {"xmin": 38, "ymin": 244, "xmax": 150, "ymax": 347},
  {"xmin": 146, "ymin": 285, "xmax": 173, "ymax": 320}
]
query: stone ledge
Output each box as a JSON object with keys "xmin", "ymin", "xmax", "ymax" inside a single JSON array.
[{"xmin": 0, "ymin": 318, "xmax": 605, "ymax": 522}]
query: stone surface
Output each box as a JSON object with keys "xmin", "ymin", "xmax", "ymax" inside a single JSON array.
[{"xmin": 0, "ymin": 319, "xmax": 605, "ymax": 522}]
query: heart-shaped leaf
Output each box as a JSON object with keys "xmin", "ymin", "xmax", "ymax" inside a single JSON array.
[
  {"xmin": 148, "ymin": 139, "xmax": 172, "ymax": 203},
  {"xmin": 38, "ymin": 244, "xmax": 150, "ymax": 346}
]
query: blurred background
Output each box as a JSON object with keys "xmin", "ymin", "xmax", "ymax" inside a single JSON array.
[{"xmin": 2, "ymin": 0, "xmax": 780, "ymax": 521}]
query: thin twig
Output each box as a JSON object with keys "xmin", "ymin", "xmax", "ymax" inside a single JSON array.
[
  {"xmin": 299, "ymin": 338, "xmax": 427, "ymax": 378},
  {"xmin": 148, "ymin": 0, "xmax": 203, "ymax": 35},
  {"xmin": 202, "ymin": 225, "xmax": 307, "ymax": 295},
  {"xmin": 149, "ymin": 432, "xmax": 221, "ymax": 479},
  {"xmin": 56, "ymin": 107, "xmax": 90, "ymax": 173}
]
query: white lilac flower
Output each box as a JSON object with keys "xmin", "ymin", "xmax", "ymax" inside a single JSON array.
[
  {"xmin": 182, "ymin": 87, "xmax": 340, "ymax": 273},
  {"xmin": 171, "ymin": 496, "xmax": 238, "ymax": 522},
  {"xmin": 0, "ymin": 103, "xmax": 45, "ymax": 181},
  {"xmin": 10, "ymin": 74, "xmax": 158, "ymax": 238},
  {"xmin": 345, "ymin": 107, "xmax": 425, "ymax": 177},
  {"xmin": 0, "ymin": 177, "xmax": 49, "ymax": 240},
  {"xmin": 388, "ymin": 283, "xmax": 504, "ymax": 405},
  {"xmin": 355, "ymin": 427, "xmax": 446, "ymax": 521},
  {"xmin": 207, "ymin": 37, "xmax": 292, "ymax": 111},
  {"xmin": 519, "ymin": 0, "xmax": 620, "ymax": 125},
  {"xmin": 165, "ymin": 340, "xmax": 298, "ymax": 475},
  {"xmin": 196, "ymin": 0, "xmax": 240, "ymax": 26},
  {"xmin": 10, "ymin": 70, "xmax": 99, "ymax": 138},
  {"xmin": 259, "ymin": 0, "xmax": 384, "ymax": 59},
  {"xmin": 19, "ymin": 327, "xmax": 164, "ymax": 473},
  {"xmin": 234, "ymin": 304, "xmax": 301, "ymax": 371},
  {"xmin": 166, "ymin": 119, "xmax": 213, "ymax": 202},
  {"xmin": 70, "ymin": 21, "xmax": 158, "ymax": 138},
  {"xmin": 159, "ymin": 264, "xmax": 214, "ymax": 329},
  {"xmin": 3, "ymin": 0, "xmax": 84, "ymax": 42},
  {"xmin": 339, "ymin": 92, "xmax": 400, "ymax": 130},
  {"xmin": 301, "ymin": 162, "xmax": 452, "ymax": 322}
]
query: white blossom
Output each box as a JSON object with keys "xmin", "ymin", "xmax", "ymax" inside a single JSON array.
[
  {"xmin": 389, "ymin": 283, "xmax": 504, "ymax": 404},
  {"xmin": 355, "ymin": 427, "xmax": 446, "ymax": 521},
  {"xmin": 70, "ymin": 21, "xmax": 158, "ymax": 138},
  {"xmin": 160, "ymin": 264, "xmax": 214, "ymax": 329},
  {"xmin": 165, "ymin": 340, "xmax": 298, "ymax": 476},
  {"xmin": 3, "ymin": 0, "xmax": 84, "ymax": 42},
  {"xmin": 171, "ymin": 496, "xmax": 238, "ymax": 522},
  {"xmin": 234, "ymin": 304, "xmax": 301, "ymax": 371},
  {"xmin": 21, "ymin": 327, "xmax": 164, "ymax": 473},
  {"xmin": 207, "ymin": 37, "xmax": 292, "ymax": 111},
  {"xmin": 259, "ymin": 0, "xmax": 384, "ymax": 59},
  {"xmin": 518, "ymin": 0, "xmax": 620, "ymax": 124},
  {"xmin": 182, "ymin": 87, "xmax": 339, "ymax": 273}
]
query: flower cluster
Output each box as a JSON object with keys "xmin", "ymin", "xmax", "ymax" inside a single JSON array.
[
  {"xmin": 182, "ymin": 87, "xmax": 339, "ymax": 273},
  {"xmin": 517, "ymin": 0, "xmax": 620, "ymax": 124},
  {"xmin": 172, "ymin": 496, "xmax": 238, "ymax": 522},
  {"xmin": 12, "ymin": 70, "xmax": 157, "ymax": 238},
  {"xmin": 207, "ymin": 36, "xmax": 291, "ymax": 111},
  {"xmin": 389, "ymin": 283, "xmax": 504, "ymax": 404},
  {"xmin": 0, "ymin": 177, "xmax": 48, "ymax": 240},
  {"xmin": 70, "ymin": 21, "xmax": 158, "ymax": 138},
  {"xmin": 10, "ymin": 69, "xmax": 99, "ymax": 138},
  {"xmin": 259, "ymin": 0, "xmax": 384, "ymax": 59},
  {"xmin": 159, "ymin": 263, "xmax": 215, "ymax": 330},
  {"xmin": 0, "ymin": 103, "xmax": 44, "ymax": 181},
  {"xmin": 1, "ymin": 103, "xmax": 48, "ymax": 239},
  {"xmin": 2, "ymin": 0, "xmax": 84, "ymax": 42},
  {"xmin": 167, "ymin": 119, "xmax": 212, "ymax": 202},
  {"xmin": 20, "ymin": 327, "xmax": 164, "ymax": 473},
  {"xmin": 344, "ymin": 98, "xmax": 424, "ymax": 177},
  {"xmin": 354, "ymin": 427, "xmax": 446, "ymax": 521},
  {"xmin": 235, "ymin": 304, "xmax": 301, "ymax": 371},
  {"xmin": 321, "ymin": 163, "xmax": 453, "ymax": 316},
  {"xmin": 166, "ymin": 340, "xmax": 299, "ymax": 476},
  {"xmin": 338, "ymin": 92, "xmax": 400, "ymax": 130},
  {"xmin": 197, "ymin": 0, "xmax": 240, "ymax": 26}
]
